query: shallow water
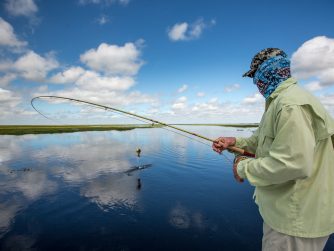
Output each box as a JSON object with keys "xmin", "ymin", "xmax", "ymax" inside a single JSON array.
[{"xmin": 0, "ymin": 126, "xmax": 333, "ymax": 251}]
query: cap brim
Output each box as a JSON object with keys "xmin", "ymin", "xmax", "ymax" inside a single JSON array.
[{"xmin": 242, "ymin": 69, "xmax": 255, "ymax": 78}]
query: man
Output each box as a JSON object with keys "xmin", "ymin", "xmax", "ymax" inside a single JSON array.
[{"xmin": 212, "ymin": 48, "xmax": 334, "ymax": 251}]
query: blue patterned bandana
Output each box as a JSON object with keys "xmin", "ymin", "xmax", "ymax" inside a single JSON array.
[{"xmin": 253, "ymin": 55, "xmax": 291, "ymax": 99}]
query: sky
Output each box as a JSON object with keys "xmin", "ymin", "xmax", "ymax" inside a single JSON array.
[{"xmin": 0, "ymin": 0, "xmax": 334, "ymax": 124}]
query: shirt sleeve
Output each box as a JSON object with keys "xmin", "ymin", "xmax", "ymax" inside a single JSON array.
[
  {"xmin": 237, "ymin": 105, "xmax": 316, "ymax": 187},
  {"xmin": 235, "ymin": 128, "xmax": 259, "ymax": 155}
]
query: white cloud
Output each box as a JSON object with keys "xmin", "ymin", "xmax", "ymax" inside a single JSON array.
[
  {"xmin": 0, "ymin": 61, "xmax": 13, "ymax": 71},
  {"xmin": 192, "ymin": 98, "xmax": 220, "ymax": 112},
  {"xmin": 80, "ymin": 42, "xmax": 143, "ymax": 75},
  {"xmin": 319, "ymin": 93, "xmax": 334, "ymax": 116},
  {"xmin": 0, "ymin": 88, "xmax": 20, "ymax": 105},
  {"xmin": 291, "ymin": 36, "xmax": 334, "ymax": 89},
  {"xmin": 168, "ymin": 22, "xmax": 188, "ymax": 41},
  {"xmin": 35, "ymin": 66, "xmax": 157, "ymax": 109},
  {"xmin": 321, "ymin": 93, "xmax": 334, "ymax": 106},
  {"xmin": 0, "ymin": 50, "xmax": 58, "ymax": 86},
  {"xmin": 0, "ymin": 18, "xmax": 27, "ymax": 48},
  {"xmin": 0, "ymin": 96, "xmax": 36, "ymax": 122},
  {"xmin": 0, "ymin": 74, "xmax": 16, "ymax": 87},
  {"xmin": 224, "ymin": 83, "xmax": 240, "ymax": 93},
  {"xmin": 197, "ymin": 92, "xmax": 205, "ymax": 97},
  {"xmin": 48, "ymin": 88, "xmax": 157, "ymax": 107},
  {"xmin": 0, "ymin": 88, "xmax": 21, "ymax": 115},
  {"xmin": 177, "ymin": 96, "xmax": 187, "ymax": 103},
  {"xmin": 304, "ymin": 81, "xmax": 323, "ymax": 92},
  {"xmin": 75, "ymin": 70, "xmax": 135, "ymax": 91},
  {"xmin": 37, "ymin": 85, "xmax": 48, "ymax": 92},
  {"xmin": 4, "ymin": 0, "xmax": 38, "ymax": 17},
  {"xmin": 172, "ymin": 103, "xmax": 186, "ymax": 110},
  {"xmin": 172, "ymin": 96, "xmax": 187, "ymax": 111},
  {"xmin": 50, "ymin": 67, "xmax": 85, "ymax": 84},
  {"xmin": 168, "ymin": 18, "xmax": 215, "ymax": 41},
  {"xmin": 32, "ymin": 40, "xmax": 159, "ymax": 115},
  {"xmin": 242, "ymin": 93, "xmax": 264, "ymax": 105},
  {"xmin": 119, "ymin": 0, "xmax": 130, "ymax": 5},
  {"xmin": 0, "ymin": 23, "xmax": 155, "ymax": 122},
  {"xmin": 14, "ymin": 51, "xmax": 59, "ymax": 82},
  {"xmin": 177, "ymin": 84, "xmax": 188, "ymax": 93},
  {"xmin": 78, "ymin": 0, "xmax": 129, "ymax": 6},
  {"xmin": 96, "ymin": 14, "xmax": 110, "ymax": 25},
  {"xmin": 164, "ymin": 95, "xmax": 265, "ymax": 123}
]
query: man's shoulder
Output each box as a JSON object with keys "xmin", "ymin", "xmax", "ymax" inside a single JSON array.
[
  {"xmin": 274, "ymin": 83, "xmax": 325, "ymax": 115},
  {"xmin": 272, "ymin": 83, "xmax": 328, "ymax": 119},
  {"xmin": 275, "ymin": 83, "xmax": 334, "ymax": 139},
  {"xmin": 278, "ymin": 83, "xmax": 315, "ymax": 105}
]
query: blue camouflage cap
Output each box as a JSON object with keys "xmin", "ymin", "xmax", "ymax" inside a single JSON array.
[{"xmin": 243, "ymin": 48, "xmax": 288, "ymax": 78}]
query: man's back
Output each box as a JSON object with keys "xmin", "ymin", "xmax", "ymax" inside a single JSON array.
[{"xmin": 252, "ymin": 78, "xmax": 334, "ymax": 238}]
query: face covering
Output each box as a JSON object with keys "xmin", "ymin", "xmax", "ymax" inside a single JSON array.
[{"xmin": 253, "ymin": 55, "xmax": 291, "ymax": 99}]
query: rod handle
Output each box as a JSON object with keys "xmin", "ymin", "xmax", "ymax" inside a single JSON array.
[{"xmin": 228, "ymin": 146, "xmax": 255, "ymax": 158}]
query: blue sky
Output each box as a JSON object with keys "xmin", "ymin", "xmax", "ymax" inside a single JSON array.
[{"xmin": 0, "ymin": 0, "xmax": 334, "ymax": 124}]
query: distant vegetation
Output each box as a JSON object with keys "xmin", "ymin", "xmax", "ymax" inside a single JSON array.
[
  {"xmin": 0, "ymin": 124, "xmax": 258, "ymax": 135},
  {"xmin": 173, "ymin": 124, "xmax": 259, "ymax": 128},
  {"xmin": 0, "ymin": 124, "xmax": 161, "ymax": 135}
]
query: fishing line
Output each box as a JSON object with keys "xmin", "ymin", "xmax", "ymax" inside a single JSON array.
[
  {"xmin": 99, "ymin": 104, "xmax": 215, "ymax": 149},
  {"xmin": 102, "ymin": 107, "xmax": 235, "ymax": 163},
  {"xmin": 31, "ymin": 96, "xmax": 254, "ymax": 162},
  {"xmin": 35, "ymin": 96, "xmax": 214, "ymax": 151},
  {"xmin": 51, "ymin": 97, "xmax": 232, "ymax": 161}
]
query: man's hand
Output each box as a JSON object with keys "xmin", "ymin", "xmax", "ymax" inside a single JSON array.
[
  {"xmin": 212, "ymin": 137, "xmax": 236, "ymax": 154},
  {"xmin": 233, "ymin": 156, "xmax": 248, "ymax": 183}
]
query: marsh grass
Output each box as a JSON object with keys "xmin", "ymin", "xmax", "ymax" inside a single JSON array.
[
  {"xmin": 0, "ymin": 124, "xmax": 258, "ymax": 135},
  {"xmin": 0, "ymin": 124, "xmax": 162, "ymax": 135}
]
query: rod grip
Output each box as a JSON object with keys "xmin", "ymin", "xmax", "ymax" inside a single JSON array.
[
  {"xmin": 228, "ymin": 146, "xmax": 255, "ymax": 158},
  {"xmin": 242, "ymin": 151, "xmax": 256, "ymax": 158}
]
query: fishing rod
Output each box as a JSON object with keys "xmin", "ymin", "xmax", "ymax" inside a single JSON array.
[{"xmin": 31, "ymin": 95, "xmax": 255, "ymax": 157}]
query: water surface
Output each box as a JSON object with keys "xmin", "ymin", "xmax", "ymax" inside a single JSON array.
[{"xmin": 0, "ymin": 126, "xmax": 333, "ymax": 251}]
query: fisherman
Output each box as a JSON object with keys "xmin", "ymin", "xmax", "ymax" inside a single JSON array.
[{"xmin": 212, "ymin": 48, "xmax": 334, "ymax": 251}]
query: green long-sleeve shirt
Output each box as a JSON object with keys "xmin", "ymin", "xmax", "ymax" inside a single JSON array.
[{"xmin": 236, "ymin": 78, "xmax": 334, "ymax": 238}]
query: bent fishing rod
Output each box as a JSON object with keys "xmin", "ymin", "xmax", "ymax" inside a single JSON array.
[{"xmin": 31, "ymin": 95, "xmax": 255, "ymax": 158}]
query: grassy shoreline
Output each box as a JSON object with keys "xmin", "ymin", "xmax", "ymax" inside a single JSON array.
[
  {"xmin": 0, "ymin": 124, "xmax": 161, "ymax": 135},
  {"xmin": 0, "ymin": 124, "xmax": 258, "ymax": 135},
  {"xmin": 173, "ymin": 124, "xmax": 259, "ymax": 128}
]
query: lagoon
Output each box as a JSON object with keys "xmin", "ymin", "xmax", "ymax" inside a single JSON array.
[{"xmin": 0, "ymin": 126, "xmax": 333, "ymax": 251}]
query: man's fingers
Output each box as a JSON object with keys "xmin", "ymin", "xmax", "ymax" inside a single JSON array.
[
  {"xmin": 213, "ymin": 142, "xmax": 220, "ymax": 147},
  {"xmin": 212, "ymin": 136, "xmax": 231, "ymax": 154},
  {"xmin": 212, "ymin": 144, "xmax": 223, "ymax": 154},
  {"xmin": 217, "ymin": 142, "xmax": 229, "ymax": 149},
  {"xmin": 214, "ymin": 137, "xmax": 225, "ymax": 143},
  {"xmin": 213, "ymin": 147, "xmax": 222, "ymax": 154},
  {"xmin": 213, "ymin": 137, "xmax": 221, "ymax": 143}
]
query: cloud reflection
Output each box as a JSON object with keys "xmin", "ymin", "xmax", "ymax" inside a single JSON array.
[
  {"xmin": 31, "ymin": 132, "xmax": 149, "ymax": 211},
  {"xmin": 0, "ymin": 135, "xmax": 36, "ymax": 163},
  {"xmin": 1, "ymin": 234, "xmax": 36, "ymax": 251},
  {"xmin": 0, "ymin": 164, "xmax": 57, "ymax": 238},
  {"xmin": 0, "ymin": 132, "xmax": 148, "ymax": 238},
  {"xmin": 35, "ymin": 134, "xmax": 136, "ymax": 182},
  {"xmin": 169, "ymin": 203, "xmax": 191, "ymax": 229},
  {"xmin": 81, "ymin": 173, "xmax": 140, "ymax": 211},
  {"xmin": 0, "ymin": 198, "xmax": 23, "ymax": 238},
  {"xmin": 169, "ymin": 203, "xmax": 209, "ymax": 230}
]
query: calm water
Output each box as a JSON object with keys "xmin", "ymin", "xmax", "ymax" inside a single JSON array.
[{"xmin": 0, "ymin": 126, "xmax": 333, "ymax": 251}]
